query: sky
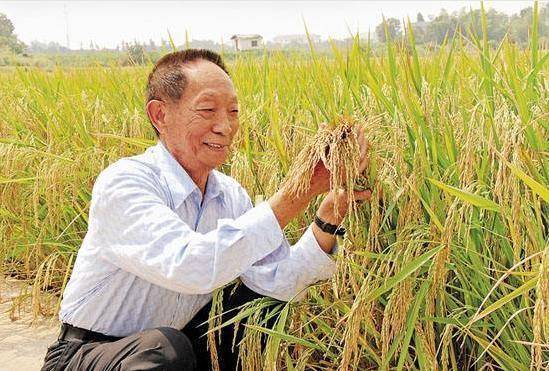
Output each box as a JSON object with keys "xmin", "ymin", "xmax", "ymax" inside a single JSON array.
[{"xmin": 0, "ymin": 1, "xmax": 538, "ymax": 49}]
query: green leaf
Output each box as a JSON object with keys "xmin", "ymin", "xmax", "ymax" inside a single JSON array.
[
  {"xmin": 167, "ymin": 29, "xmax": 177, "ymax": 52},
  {"xmin": 396, "ymin": 279, "xmax": 431, "ymax": 370},
  {"xmin": 0, "ymin": 176, "xmax": 37, "ymax": 185},
  {"xmin": 505, "ymin": 161, "xmax": 549, "ymax": 202},
  {"xmin": 265, "ymin": 303, "xmax": 290, "ymax": 367},
  {"xmin": 363, "ymin": 245, "xmax": 443, "ymax": 303},
  {"xmin": 472, "ymin": 277, "xmax": 537, "ymax": 322},
  {"xmin": 428, "ymin": 178, "xmax": 501, "ymax": 212},
  {"xmin": 244, "ymin": 324, "xmax": 325, "ymax": 351}
]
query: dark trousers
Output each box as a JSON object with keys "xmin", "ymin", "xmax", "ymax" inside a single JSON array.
[
  {"xmin": 182, "ymin": 282, "xmax": 277, "ymax": 370},
  {"xmin": 41, "ymin": 282, "xmax": 279, "ymax": 371}
]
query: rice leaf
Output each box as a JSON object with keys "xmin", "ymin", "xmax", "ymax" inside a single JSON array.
[{"xmin": 428, "ymin": 178, "xmax": 501, "ymax": 212}]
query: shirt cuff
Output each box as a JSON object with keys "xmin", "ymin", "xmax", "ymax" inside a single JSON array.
[{"xmin": 294, "ymin": 224, "xmax": 337, "ymax": 281}]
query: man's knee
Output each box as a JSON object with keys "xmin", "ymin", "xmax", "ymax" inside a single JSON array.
[{"xmin": 137, "ymin": 327, "xmax": 197, "ymax": 370}]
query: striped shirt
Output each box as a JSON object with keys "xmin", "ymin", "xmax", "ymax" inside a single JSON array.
[{"xmin": 59, "ymin": 141, "xmax": 337, "ymax": 337}]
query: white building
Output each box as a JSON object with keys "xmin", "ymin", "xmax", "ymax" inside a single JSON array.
[{"xmin": 230, "ymin": 34, "xmax": 263, "ymax": 51}]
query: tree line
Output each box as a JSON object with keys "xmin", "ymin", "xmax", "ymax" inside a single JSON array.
[{"xmin": 376, "ymin": 4, "xmax": 548, "ymax": 45}]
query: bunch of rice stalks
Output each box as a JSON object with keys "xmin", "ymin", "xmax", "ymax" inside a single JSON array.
[{"xmin": 281, "ymin": 115, "xmax": 368, "ymax": 218}]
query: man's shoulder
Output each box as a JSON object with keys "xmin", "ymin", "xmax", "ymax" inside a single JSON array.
[{"xmin": 92, "ymin": 148, "xmax": 163, "ymax": 195}]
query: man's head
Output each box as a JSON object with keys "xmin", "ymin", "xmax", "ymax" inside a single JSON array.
[{"xmin": 146, "ymin": 49, "xmax": 239, "ymax": 175}]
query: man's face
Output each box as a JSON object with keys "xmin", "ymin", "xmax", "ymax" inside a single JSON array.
[{"xmin": 160, "ymin": 60, "xmax": 239, "ymax": 174}]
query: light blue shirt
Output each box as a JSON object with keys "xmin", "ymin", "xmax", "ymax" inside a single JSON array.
[{"xmin": 59, "ymin": 141, "xmax": 337, "ymax": 337}]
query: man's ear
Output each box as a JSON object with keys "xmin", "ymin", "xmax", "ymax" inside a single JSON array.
[{"xmin": 146, "ymin": 100, "xmax": 166, "ymax": 135}]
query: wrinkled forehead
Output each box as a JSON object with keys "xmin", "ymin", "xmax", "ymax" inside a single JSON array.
[{"xmin": 182, "ymin": 60, "xmax": 236, "ymax": 101}]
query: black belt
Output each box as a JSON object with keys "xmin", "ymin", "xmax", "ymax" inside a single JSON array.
[{"xmin": 58, "ymin": 323, "xmax": 122, "ymax": 343}]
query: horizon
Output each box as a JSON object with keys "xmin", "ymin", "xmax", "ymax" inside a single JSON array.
[{"xmin": 0, "ymin": 1, "xmax": 538, "ymax": 50}]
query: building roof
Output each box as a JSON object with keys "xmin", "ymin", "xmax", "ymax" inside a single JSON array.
[{"xmin": 230, "ymin": 34, "xmax": 263, "ymax": 40}]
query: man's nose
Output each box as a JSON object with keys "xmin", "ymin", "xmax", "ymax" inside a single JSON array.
[{"xmin": 212, "ymin": 116, "xmax": 232, "ymax": 136}]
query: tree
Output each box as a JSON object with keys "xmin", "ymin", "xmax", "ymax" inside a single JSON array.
[
  {"xmin": 0, "ymin": 13, "xmax": 25, "ymax": 54},
  {"xmin": 0, "ymin": 13, "xmax": 15, "ymax": 36},
  {"xmin": 417, "ymin": 12, "xmax": 425, "ymax": 23},
  {"xmin": 376, "ymin": 17, "xmax": 402, "ymax": 43},
  {"xmin": 509, "ymin": 6, "xmax": 533, "ymax": 43},
  {"xmin": 459, "ymin": 8, "xmax": 509, "ymax": 43},
  {"xmin": 424, "ymin": 9, "xmax": 458, "ymax": 44},
  {"xmin": 28, "ymin": 40, "xmax": 69, "ymax": 53}
]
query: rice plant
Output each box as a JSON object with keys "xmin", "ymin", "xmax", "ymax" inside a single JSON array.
[{"xmin": 0, "ymin": 3, "xmax": 547, "ymax": 370}]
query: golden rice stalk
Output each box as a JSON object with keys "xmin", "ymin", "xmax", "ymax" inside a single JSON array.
[
  {"xmin": 416, "ymin": 323, "xmax": 438, "ymax": 371},
  {"xmin": 340, "ymin": 271, "xmax": 379, "ymax": 370},
  {"xmin": 280, "ymin": 115, "xmax": 365, "ymax": 219},
  {"xmin": 208, "ymin": 287, "xmax": 224, "ymax": 371},
  {"xmin": 531, "ymin": 246, "xmax": 548, "ymax": 371},
  {"xmin": 237, "ymin": 307, "xmax": 265, "ymax": 370}
]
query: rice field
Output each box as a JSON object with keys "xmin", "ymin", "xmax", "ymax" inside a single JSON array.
[{"xmin": 1, "ymin": 5, "xmax": 548, "ymax": 370}]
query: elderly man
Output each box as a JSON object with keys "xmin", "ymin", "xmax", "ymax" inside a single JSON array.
[{"xmin": 41, "ymin": 49, "xmax": 370, "ymax": 370}]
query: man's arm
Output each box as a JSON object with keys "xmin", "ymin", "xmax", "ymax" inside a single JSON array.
[
  {"xmin": 240, "ymin": 125, "xmax": 371, "ymax": 301},
  {"xmin": 239, "ymin": 187, "xmax": 371, "ymax": 302},
  {"xmin": 89, "ymin": 161, "xmax": 321, "ymax": 296}
]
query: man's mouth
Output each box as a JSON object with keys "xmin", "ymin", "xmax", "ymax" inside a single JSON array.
[{"xmin": 204, "ymin": 142, "xmax": 228, "ymax": 151}]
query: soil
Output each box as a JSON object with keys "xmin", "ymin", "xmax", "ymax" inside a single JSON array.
[{"xmin": 0, "ymin": 277, "xmax": 59, "ymax": 371}]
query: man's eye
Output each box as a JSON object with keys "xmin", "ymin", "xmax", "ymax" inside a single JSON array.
[{"xmin": 199, "ymin": 108, "xmax": 215, "ymax": 112}]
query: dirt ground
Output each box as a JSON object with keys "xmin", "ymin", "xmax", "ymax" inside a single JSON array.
[{"xmin": 0, "ymin": 277, "xmax": 59, "ymax": 371}]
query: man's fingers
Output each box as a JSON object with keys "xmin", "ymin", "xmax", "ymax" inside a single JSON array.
[
  {"xmin": 355, "ymin": 126, "xmax": 369, "ymax": 168},
  {"xmin": 354, "ymin": 189, "xmax": 372, "ymax": 203},
  {"xmin": 358, "ymin": 144, "xmax": 369, "ymax": 173},
  {"xmin": 356, "ymin": 126, "xmax": 365, "ymax": 148},
  {"xmin": 358, "ymin": 137, "xmax": 365, "ymax": 154},
  {"xmin": 348, "ymin": 126, "xmax": 368, "ymax": 173},
  {"xmin": 359, "ymin": 140, "xmax": 368, "ymax": 159}
]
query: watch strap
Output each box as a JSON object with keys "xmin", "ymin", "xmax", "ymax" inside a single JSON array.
[{"xmin": 314, "ymin": 215, "xmax": 346, "ymax": 236}]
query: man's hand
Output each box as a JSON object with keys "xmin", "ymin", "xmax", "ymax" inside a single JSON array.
[
  {"xmin": 311, "ymin": 187, "xmax": 372, "ymax": 254},
  {"xmin": 317, "ymin": 188, "xmax": 372, "ymax": 226}
]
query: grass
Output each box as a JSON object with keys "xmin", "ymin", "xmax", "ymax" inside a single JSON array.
[{"xmin": 0, "ymin": 4, "xmax": 548, "ymax": 370}]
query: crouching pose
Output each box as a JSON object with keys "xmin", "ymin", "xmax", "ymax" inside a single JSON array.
[{"xmin": 41, "ymin": 49, "xmax": 370, "ymax": 370}]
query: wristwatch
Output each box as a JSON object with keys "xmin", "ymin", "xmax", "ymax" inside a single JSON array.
[{"xmin": 314, "ymin": 215, "xmax": 346, "ymax": 236}]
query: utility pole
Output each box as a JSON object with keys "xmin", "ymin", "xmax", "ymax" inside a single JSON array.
[{"xmin": 64, "ymin": 3, "xmax": 70, "ymax": 49}]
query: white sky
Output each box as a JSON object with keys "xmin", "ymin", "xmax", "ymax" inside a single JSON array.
[{"xmin": 0, "ymin": 1, "xmax": 538, "ymax": 49}]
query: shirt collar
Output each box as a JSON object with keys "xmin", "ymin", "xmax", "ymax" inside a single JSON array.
[{"xmin": 153, "ymin": 141, "xmax": 224, "ymax": 208}]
